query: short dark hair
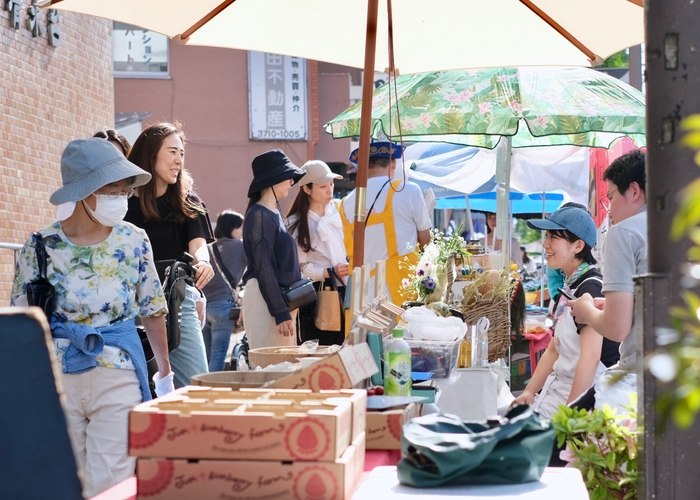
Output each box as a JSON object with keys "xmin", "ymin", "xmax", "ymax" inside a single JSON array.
[
  {"xmin": 369, "ymin": 157, "xmax": 390, "ymax": 169},
  {"xmin": 547, "ymin": 229, "xmax": 597, "ymax": 265},
  {"xmin": 603, "ymin": 149, "xmax": 646, "ymax": 195},
  {"xmin": 214, "ymin": 210, "xmax": 244, "ymax": 239},
  {"xmin": 561, "ymin": 202, "xmax": 589, "ymax": 213},
  {"xmin": 94, "ymin": 128, "xmax": 132, "ymax": 157}
]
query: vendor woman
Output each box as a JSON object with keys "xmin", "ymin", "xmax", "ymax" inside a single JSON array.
[{"xmin": 512, "ymin": 206, "xmax": 619, "ymax": 418}]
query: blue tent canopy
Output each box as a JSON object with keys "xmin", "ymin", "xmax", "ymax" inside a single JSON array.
[{"xmin": 435, "ymin": 191, "xmax": 564, "ymax": 214}]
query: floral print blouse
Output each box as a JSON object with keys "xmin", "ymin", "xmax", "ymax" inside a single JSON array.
[{"xmin": 11, "ymin": 221, "xmax": 167, "ymax": 370}]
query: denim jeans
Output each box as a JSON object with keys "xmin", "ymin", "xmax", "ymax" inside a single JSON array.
[
  {"xmin": 202, "ymin": 299, "xmax": 236, "ymax": 372},
  {"xmin": 168, "ymin": 284, "xmax": 209, "ymax": 388}
]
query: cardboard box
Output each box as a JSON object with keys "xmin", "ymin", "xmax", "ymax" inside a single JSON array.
[
  {"xmin": 365, "ymin": 403, "xmax": 420, "ymax": 450},
  {"xmin": 267, "ymin": 344, "xmax": 378, "ymax": 391},
  {"xmin": 129, "ymin": 398, "xmax": 352, "ymax": 462},
  {"xmin": 136, "ymin": 433, "xmax": 366, "ymax": 500},
  {"xmin": 156, "ymin": 387, "xmax": 367, "ymax": 444}
]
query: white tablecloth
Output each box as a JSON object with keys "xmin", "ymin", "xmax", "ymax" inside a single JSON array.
[
  {"xmin": 434, "ymin": 366, "xmax": 515, "ymax": 420},
  {"xmin": 352, "ymin": 467, "xmax": 589, "ymax": 499}
]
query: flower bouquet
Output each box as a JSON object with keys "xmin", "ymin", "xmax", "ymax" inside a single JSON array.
[{"xmin": 400, "ymin": 227, "xmax": 469, "ymax": 305}]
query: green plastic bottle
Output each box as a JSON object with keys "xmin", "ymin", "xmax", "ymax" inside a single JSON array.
[{"xmin": 384, "ymin": 328, "xmax": 412, "ymax": 396}]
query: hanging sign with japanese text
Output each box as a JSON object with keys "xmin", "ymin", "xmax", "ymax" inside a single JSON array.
[{"xmin": 248, "ymin": 51, "xmax": 307, "ymax": 141}]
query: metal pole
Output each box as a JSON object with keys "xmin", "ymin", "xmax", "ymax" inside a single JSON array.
[
  {"xmin": 640, "ymin": 1, "xmax": 700, "ymax": 497},
  {"xmin": 629, "ymin": 44, "xmax": 643, "ymax": 91},
  {"xmin": 352, "ymin": 0, "xmax": 379, "ymax": 269}
]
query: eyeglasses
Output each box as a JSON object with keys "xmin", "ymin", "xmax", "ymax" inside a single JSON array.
[
  {"xmin": 96, "ymin": 188, "xmax": 135, "ymax": 200},
  {"xmin": 599, "ymin": 188, "xmax": 619, "ymax": 214}
]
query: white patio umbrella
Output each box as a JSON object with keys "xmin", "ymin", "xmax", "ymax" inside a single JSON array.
[
  {"xmin": 41, "ymin": 0, "xmax": 643, "ymax": 72},
  {"xmin": 40, "ymin": 0, "xmax": 644, "ymax": 267}
]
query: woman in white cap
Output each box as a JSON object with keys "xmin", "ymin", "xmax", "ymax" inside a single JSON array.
[
  {"xmin": 287, "ymin": 161, "xmax": 349, "ymax": 345},
  {"xmin": 11, "ymin": 138, "xmax": 173, "ymax": 497},
  {"xmin": 242, "ymin": 149, "xmax": 306, "ymax": 349},
  {"xmin": 512, "ymin": 206, "xmax": 619, "ymax": 418}
]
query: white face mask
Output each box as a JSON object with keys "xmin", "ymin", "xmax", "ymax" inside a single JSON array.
[{"xmin": 83, "ymin": 194, "xmax": 129, "ymax": 226}]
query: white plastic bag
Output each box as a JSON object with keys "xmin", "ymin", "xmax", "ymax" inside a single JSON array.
[
  {"xmin": 594, "ymin": 369, "xmax": 637, "ymax": 416},
  {"xmin": 401, "ymin": 307, "xmax": 467, "ymax": 342}
]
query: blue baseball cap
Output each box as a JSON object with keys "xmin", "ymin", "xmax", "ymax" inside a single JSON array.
[
  {"xmin": 348, "ymin": 141, "xmax": 404, "ymax": 164},
  {"xmin": 527, "ymin": 207, "xmax": 597, "ymax": 248}
]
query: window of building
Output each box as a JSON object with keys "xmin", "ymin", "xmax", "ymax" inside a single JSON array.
[{"xmin": 113, "ymin": 22, "xmax": 169, "ymax": 78}]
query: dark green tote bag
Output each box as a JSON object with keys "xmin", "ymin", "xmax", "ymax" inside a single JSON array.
[{"xmin": 397, "ymin": 405, "xmax": 554, "ymax": 487}]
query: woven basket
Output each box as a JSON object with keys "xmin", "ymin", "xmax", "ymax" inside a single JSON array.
[{"xmin": 460, "ymin": 298, "xmax": 511, "ymax": 362}]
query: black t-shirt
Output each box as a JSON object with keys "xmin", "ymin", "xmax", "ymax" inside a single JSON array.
[
  {"xmin": 125, "ymin": 192, "xmax": 214, "ymax": 280},
  {"xmin": 563, "ymin": 268, "xmax": 621, "ymax": 368}
]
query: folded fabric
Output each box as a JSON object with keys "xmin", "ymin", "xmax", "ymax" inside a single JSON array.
[
  {"xmin": 153, "ymin": 371, "xmax": 175, "ymax": 397},
  {"xmin": 51, "ymin": 318, "xmax": 152, "ymax": 401},
  {"xmin": 397, "ymin": 405, "xmax": 554, "ymax": 487}
]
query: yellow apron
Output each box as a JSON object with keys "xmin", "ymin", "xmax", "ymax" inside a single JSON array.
[{"xmin": 339, "ymin": 179, "xmax": 417, "ymax": 302}]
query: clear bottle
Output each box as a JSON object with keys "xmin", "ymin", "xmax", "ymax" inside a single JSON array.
[{"xmin": 384, "ymin": 328, "xmax": 412, "ymax": 396}]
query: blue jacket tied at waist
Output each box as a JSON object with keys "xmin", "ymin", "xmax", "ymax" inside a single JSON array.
[{"xmin": 51, "ymin": 318, "xmax": 151, "ymax": 402}]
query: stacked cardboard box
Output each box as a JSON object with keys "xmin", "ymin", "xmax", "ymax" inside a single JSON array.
[{"xmin": 130, "ymin": 387, "xmax": 367, "ymax": 499}]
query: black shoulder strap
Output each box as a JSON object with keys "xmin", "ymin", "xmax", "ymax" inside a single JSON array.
[
  {"xmin": 32, "ymin": 232, "xmax": 48, "ymax": 279},
  {"xmin": 209, "ymin": 242, "xmax": 237, "ymax": 292},
  {"xmin": 365, "ymin": 179, "xmax": 392, "ymax": 227}
]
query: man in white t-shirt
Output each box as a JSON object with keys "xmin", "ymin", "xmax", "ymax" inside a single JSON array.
[{"xmin": 339, "ymin": 142, "xmax": 432, "ymax": 302}]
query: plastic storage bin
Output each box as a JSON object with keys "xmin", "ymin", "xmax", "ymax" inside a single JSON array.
[{"xmin": 406, "ymin": 339, "xmax": 460, "ymax": 378}]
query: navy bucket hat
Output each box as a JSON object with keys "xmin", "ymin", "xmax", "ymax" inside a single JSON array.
[{"xmin": 247, "ymin": 149, "xmax": 305, "ymax": 198}]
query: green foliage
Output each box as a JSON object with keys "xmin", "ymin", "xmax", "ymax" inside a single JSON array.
[
  {"xmin": 515, "ymin": 219, "xmax": 542, "ymax": 244},
  {"xmin": 552, "ymin": 401, "xmax": 637, "ymax": 500},
  {"xmin": 651, "ymin": 114, "xmax": 700, "ymax": 429},
  {"xmin": 600, "ymin": 50, "xmax": 629, "ymax": 69}
]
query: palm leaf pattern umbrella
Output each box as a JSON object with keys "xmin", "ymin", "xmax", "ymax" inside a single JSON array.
[{"xmin": 326, "ymin": 66, "xmax": 645, "ymax": 148}]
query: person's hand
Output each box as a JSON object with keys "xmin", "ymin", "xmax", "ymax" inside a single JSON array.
[
  {"xmin": 569, "ymin": 293, "xmax": 598, "ymax": 325},
  {"xmin": 513, "ymin": 389, "xmax": 536, "ymax": 406},
  {"xmin": 194, "ymin": 261, "xmax": 214, "ymax": 289},
  {"xmin": 277, "ymin": 319, "xmax": 294, "ymax": 337},
  {"xmin": 333, "ymin": 263, "xmax": 349, "ymax": 278},
  {"xmin": 593, "ymin": 297, "xmax": 606, "ymax": 310}
]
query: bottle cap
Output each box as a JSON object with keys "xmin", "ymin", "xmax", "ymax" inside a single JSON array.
[{"xmin": 392, "ymin": 327, "xmax": 404, "ymax": 338}]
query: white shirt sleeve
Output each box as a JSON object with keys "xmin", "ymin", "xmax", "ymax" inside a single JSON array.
[{"xmin": 408, "ymin": 183, "xmax": 432, "ymax": 231}]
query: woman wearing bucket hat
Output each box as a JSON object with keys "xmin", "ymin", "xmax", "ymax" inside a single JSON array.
[
  {"xmin": 512, "ymin": 206, "xmax": 620, "ymax": 419},
  {"xmin": 241, "ymin": 149, "xmax": 305, "ymax": 349},
  {"xmin": 287, "ymin": 160, "xmax": 348, "ymax": 346},
  {"xmin": 11, "ymin": 138, "xmax": 174, "ymax": 497},
  {"xmin": 125, "ymin": 122, "xmax": 214, "ymax": 388}
]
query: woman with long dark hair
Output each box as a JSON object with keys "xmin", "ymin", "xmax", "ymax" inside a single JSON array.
[
  {"xmin": 242, "ymin": 150, "xmax": 305, "ymax": 349},
  {"xmin": 125, "ymin": 122, "xmax": 214, "ymax": 388},
  {"xmin": 201, "ymin": 210, "xmax": 246, "ymax": 371},
  {"xmin": 287, "ymin": 161, "xmax": 348, "ymax": 345}
]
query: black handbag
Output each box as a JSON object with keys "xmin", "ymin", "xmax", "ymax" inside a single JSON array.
[
  {"xmin": 26, "ymin": 232, "xmax": 56, "ymax": 320},
  {"xmin": 282, "ymin": 278, "xmax": 317, "ymax": 311},
  {"xmin": 209, "ymin": 242, "xmax": 242, "ymax": 321}
]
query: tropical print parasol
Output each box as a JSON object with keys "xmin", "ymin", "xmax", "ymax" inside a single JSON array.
[{"xmin": 325, "ymin": 66, "xmax": 646, "ymax": 149}]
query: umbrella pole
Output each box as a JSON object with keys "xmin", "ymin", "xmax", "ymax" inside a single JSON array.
[
  {"xmin": 540, "ymin": 190, "xmax": 546, "ymax": 309},
  {"xmin": 352, "ymin": 0, "xmax": 379, "ymax": 269},
  {"xmin": 495, "ymin": 137, "xmax": 513, "ymax": 270},
  {"xmin": 465, "ymin": 195, "xmax": 474, "ymax": 239}
]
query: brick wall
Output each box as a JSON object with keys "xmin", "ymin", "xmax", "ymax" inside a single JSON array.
[{"xmin": 0, "ymin": 10, "xmax": 114, "ymax": 305}]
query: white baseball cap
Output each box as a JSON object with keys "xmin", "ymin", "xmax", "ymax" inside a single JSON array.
[{"xmin": 298, "ymin": 160, "xmax": 342, "ymax": 186}]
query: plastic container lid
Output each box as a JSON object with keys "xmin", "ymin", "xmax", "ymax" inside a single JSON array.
[{"xmin": 392, "ymin": 327, "xmax": 405, "ymax": 338}]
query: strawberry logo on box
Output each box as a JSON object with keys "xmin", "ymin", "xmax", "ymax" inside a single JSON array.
[
  {"xmin": 387, "ymin": 414, "xmax": 403, "ymax": 442},
  {"xmin": 293, "ymin": 465, "xmax": 339, "ymax": 500},
  {"xmin": 284, "ymin": 417, "xmax": 330, "ymax": 461},
  {"xmin": 308, "ymin": 364, "xmax": 345, "ymax": 391},
  {"xmin": 138, "ymin": 461, "xmax": 175, "ymax": 497},
  {"xmin": 130, "ymin": 413, "xmax": 167, "ymax": 449}
]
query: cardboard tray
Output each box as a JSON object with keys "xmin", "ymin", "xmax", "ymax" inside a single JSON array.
[
  {"xmin": 129, "ymin": 397, "xmax": 352, "ymax": 462},
  {"xmin": 365, "ymin": 403, "xmax": 421, "ymax": 450},
  {"xmin": 136, "ymin": 433, "xmax": 366, "ymax": 500}
]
